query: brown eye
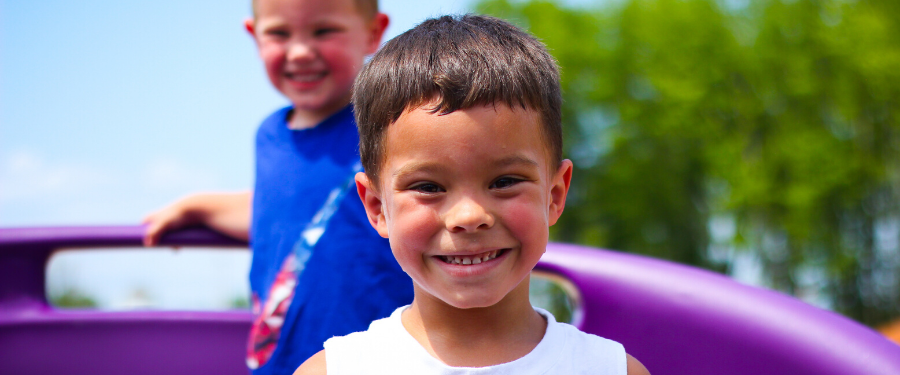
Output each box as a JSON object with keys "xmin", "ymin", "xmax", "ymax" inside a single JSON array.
[
  {"xmin": 412, "ymin": 183, "xmax": 443, "ymax": 194},
  {"xmin": 265, "ymin": 29, "xmax": 289, "ymax": 39},
  {"xmin": 314, "ymin": 27, "xmax": 340, "ymax": 37},
  {"xmin": 491, "ymin": 177, "xmax": 522, "ymax": 189}
]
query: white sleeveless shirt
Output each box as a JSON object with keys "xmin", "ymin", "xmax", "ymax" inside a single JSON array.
[{"xmin": 324, "ymin": 306, "xmax": 626, "ymax": 375}]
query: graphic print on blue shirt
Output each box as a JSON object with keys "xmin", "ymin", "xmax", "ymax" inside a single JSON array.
[
  {"xmin": 247, "ymin": 105, "xmax": 413, "ymax": 374},
  {"xmin": 247, "ymin": 163, "xmax": 359, "ymax": 368}
]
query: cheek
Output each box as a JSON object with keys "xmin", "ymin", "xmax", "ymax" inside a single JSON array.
[
  {"xmin": 501, "ymin": 196, "xmax": 549, "ymax": 242},
  {"xmin": 503, "ymin": 197, "xmax": 549, "ymax": 230},
  {"xmin": 386, "ymin": 198, "xmax": 439, "ymax": 254},
  {"xmin": 258, "ymin": 45, "xmax": 284, "ymax": 75},
  {"xmin": 387, "ymin": 207, "xmax": 435, "ymax": 277},
  {"xmin": 387, "ymin": 199, "xmax": 436, "ymax": 241},
  {"xmin": 320, "ymin": 40, "xmax": 362, "ymax": 79}
]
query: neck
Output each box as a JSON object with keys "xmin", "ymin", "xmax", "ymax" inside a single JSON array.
[
  {"xmin": 287, "ymin": 98, "xmax": 350, "ymax": 130},
  {"xmin": 401, "ymin": 280, "xmax": 547, "ymax": 367}
]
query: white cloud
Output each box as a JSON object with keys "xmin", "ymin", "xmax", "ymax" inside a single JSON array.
[
  {"xmin": 0, "ymin": 150, "xmax": 111, "ymax": 203},
  {"xmin": 141, "ymin": 157, "xmax": 221, "ymax": 191},
  {"xmin": 0, "ymin": 151, "xmax": 230, "ymax": 226}
]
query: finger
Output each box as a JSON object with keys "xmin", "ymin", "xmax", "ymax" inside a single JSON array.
[
  {"xmin": 143, "ymin": 221, "xmax": 165, "ymax": 247},
  {"xmin": 141, "ymin": 209, "xmax": 163, "ymax": 224}
]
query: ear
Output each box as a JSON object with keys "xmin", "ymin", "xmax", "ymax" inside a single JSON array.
[
  {"xmin": 244, "ymin": 18, "xmax": 258, "ymax": 42},
  {"xmin": 355, "ymin": 172, "xmax": 389, "ymax": 238},
  {"xmin": 547, "ymin": 159, "xmax": 573, "ymax": 226},
  {"xmin": 365, "ymin": 13, "xmax": 390, "ymax": 55}
]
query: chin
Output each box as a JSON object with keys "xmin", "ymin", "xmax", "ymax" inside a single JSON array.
[{"xmin": 441, "ymin": 292, "xmax": 504, "ymax": 310}]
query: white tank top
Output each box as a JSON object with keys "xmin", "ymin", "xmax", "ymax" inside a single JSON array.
[{"xmin": 324, "ymin": 306, "xmax": 626, "ymax": 375}]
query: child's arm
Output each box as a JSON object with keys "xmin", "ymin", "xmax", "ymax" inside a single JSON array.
[
  {"xmin": 142, "ymin": 191, "xmax": 252, "ymax": 246},
  {"xmin": 293, "ymin": 350, "xmax": 326, "ymax": 375},
  {"xmin": 627, "ymin": 353, "xmax": 651, "ymax": 375}
]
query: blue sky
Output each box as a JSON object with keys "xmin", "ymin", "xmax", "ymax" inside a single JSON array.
[
  {"xmin": 1, "ymin": 0, "xmax": 476, "ymax": 226},
  {"xmin": 2, "ymin": 0, "xmax": 634, "ymax": 311},
  {"xmin": 1, "ymin": 0, "xmax": 475, "ymax": 309}
]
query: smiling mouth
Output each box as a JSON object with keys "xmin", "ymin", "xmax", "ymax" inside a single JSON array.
[
  {"xmin": 286, "ymin": 71, "xmax": 327, "ymax": 82},
  {"xmin": 439, "ymin": 249, "xmax": 507, "ymax": 265}
]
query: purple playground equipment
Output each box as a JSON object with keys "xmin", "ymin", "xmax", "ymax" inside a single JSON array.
[{"xmin": 1, "ymin": 226, "xmax": 899, "ymax": 375}]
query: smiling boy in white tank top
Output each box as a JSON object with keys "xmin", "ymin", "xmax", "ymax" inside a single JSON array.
[{"xmin": 295, "ymin": 14, "xmax": 651, "ymax": 375}]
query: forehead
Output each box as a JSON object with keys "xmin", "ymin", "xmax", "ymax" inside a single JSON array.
[{"xmin": 382, "ymin": 104, "xmax": 552, "ymax": 177}]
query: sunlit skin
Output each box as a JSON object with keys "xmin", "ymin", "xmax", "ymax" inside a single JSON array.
[
  {"xmin": 143, "ymin": 0, "xmax": 388, "ymax": 246},
  {"xmin": 355, "ymin": 103, "xmax": 573, "ymax": 367},
  {"xmin": 244, "ymin": 0, "xmax": 388, "ymax": 129},
  {"xmin": 295, "ymin": 103, "xmax": 651, "ymax": 373}
]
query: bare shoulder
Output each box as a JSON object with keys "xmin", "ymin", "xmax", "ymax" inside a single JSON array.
[
  {"xmin": 293, "ymin": 350, "xmax": 327, "ymax": 375},
  {"xmin": 627, "ymin": 353, "xmax": 650, "ymax": 375}
]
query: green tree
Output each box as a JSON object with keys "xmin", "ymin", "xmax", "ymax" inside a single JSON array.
[
  {"xmin": 51, "ymin": 288, "xmax": 98, "ymax": 308},
  {"xmin": 476, "ymin": 0, "xmax": 900, "ymax": 326}
]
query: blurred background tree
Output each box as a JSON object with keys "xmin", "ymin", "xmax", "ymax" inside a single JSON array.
[
  {"xmin": 51, "ymin": 287, "xmax": 98, "ymax": 308},
  {"xmin": 475, "ymin": 0, "xmax": 900, "ymax": 326}
]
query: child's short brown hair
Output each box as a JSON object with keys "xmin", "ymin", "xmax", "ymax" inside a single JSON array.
[
  {"xmin": 252, "ymin": 0, "xmax": 378, "ymax": 19},
  {"xmin": 353, "ymin": 14, "xmax": 562, "ymax": 184}
]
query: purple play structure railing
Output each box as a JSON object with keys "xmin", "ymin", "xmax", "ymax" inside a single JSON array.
[{"xmin": 1, "ymin": 226, "xmax": 899, "ymax": 375}]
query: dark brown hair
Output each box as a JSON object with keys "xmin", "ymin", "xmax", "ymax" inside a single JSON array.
[{"xmin": 353, "ymin": 14, "xmax": 562, "ymax": 184}]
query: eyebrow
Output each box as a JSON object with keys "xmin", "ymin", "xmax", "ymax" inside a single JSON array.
[
  {"xmin": 392, "ymin": 161, "xmax": 446, "ymax": 179},
  {"xmin": 392, "ymin": 155, "xmax": 540, "ymax": 179},
  {"xmin": 494, "ymin": 155, "xmax": 540, "ymax": 168}
]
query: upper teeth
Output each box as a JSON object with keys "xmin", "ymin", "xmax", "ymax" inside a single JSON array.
[
  {"xmin": 442, "ymin": 250, "xmax": 501, "ymax": 265},
  {"xmin": 288, "ymin": 72, "xmax": 326, "ymax": 82}
]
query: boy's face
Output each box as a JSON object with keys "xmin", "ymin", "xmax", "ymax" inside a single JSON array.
[
  {"xmin": 356, "ymin": 104, "xmax": 573, "ymax": 309},
  {"xmin": 246, "ymin": 0, "xmax": 387, "ymax": 121}
]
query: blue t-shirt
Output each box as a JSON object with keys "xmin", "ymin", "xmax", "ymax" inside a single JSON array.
[{"xmin": 249, "ymin": 105, "xmax": 413, "ymax": 375}]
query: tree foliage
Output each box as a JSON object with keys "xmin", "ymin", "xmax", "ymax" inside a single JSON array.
[
  {"xmin": 51, "ymin": 288, "xmax": 98, "ymax": 308},
  {"xmin": 476, "ymin": 0, "xmax": 900, "ymax": 326}
]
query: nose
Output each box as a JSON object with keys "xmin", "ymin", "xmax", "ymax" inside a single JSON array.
[
  {"xmin": 444, "ymin": 195, "xmax": 495, "ymax": 233},
  {"xmin": 286, "ymin": 39, "xmax": 316, "ymax": 62}
]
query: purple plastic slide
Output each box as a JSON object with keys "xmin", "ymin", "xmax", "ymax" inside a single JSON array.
[{"xmin": 1, "ymin": 226, "xmax": 899, "ymax": 374}]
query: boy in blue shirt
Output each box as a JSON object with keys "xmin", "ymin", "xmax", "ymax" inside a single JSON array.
[
  {"xmin": 295, "ymin": 15, "xmax": 650, "ymax": 374},
  {"xmin": 142, "ymin": 0, "xmax": 413, "ymax": 373}
]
